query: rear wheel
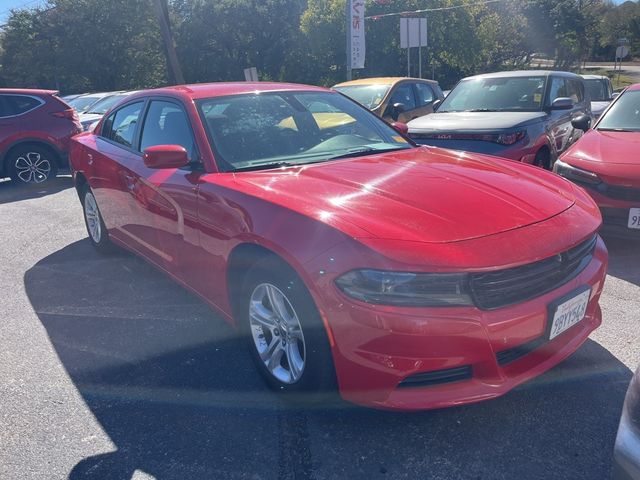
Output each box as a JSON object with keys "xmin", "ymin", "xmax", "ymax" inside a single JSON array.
[
  {"xmin": 7, "ymin": 145, "xmax": 58, "ymax": 184},
  {"xmin": 240, "ymin": 258, "xmax": 337, "ymax": 402},
  {"xmin": 81, "ymin": 184, "xmax": 113, "ymax": 253}
]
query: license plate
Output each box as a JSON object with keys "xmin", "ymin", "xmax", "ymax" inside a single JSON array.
[
  {"xmin": 629, "ymin": 208, "xmax": 640, "ymax": 229},
  {"xmin": 549, "ymin": 288, "xmax": 591, "ymax": 340}
]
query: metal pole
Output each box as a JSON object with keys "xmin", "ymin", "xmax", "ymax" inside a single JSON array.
[
  {"xmin": 418, "ymin": 20, "xmax": 422, "ymax": 79},
  {"xmin": 407, "ymin": 23, "xmax": 410, "ymax": 77},
  {"xmin": 346, "ymin": 0, "xmax": 352, "ymax": 81}
]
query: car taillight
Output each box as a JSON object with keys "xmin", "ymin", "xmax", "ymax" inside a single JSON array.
[{"xmin": 51, "ymin": 108, "xmax": 79, "ymax": 122}]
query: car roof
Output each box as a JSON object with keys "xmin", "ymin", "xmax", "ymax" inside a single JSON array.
[
  {"xmin": 0, "ymin": 88, "xmax": 58, "ymax": 96},
  {"xmin": 625, "ymin": 83, "xmax": 640, "ymax": 91},
  {"xmin": 462, "ymin": 70, "xmax": 582, "ymax": 81},
  {"xmin": 334, "ymin": 77, "xmax": 438, "ymax": 87},
  {"xmin": 581, "ymin": 75, "xmax": 609, "ymax": 80},
  {"xmin": 129, "ymin": 82, "xmax": 330, "ymax": 101}
]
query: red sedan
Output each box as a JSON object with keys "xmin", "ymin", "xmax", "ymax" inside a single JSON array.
[
  {"xmin": 556, "ymin": 84, "xmax": 640, "ymax": 239},
  {"xmin": 69, "ymin": 82, "xmax": 607, "ymax": 411}
]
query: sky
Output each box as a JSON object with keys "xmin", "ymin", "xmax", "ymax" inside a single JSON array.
[{"xmin": 0, "ymin": 0, "xmax": 634, "ymax": 25}]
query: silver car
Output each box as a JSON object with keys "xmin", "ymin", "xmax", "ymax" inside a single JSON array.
[{"xmin": 614, "ymin": 365, "xmax": 640, "ymax": 480}]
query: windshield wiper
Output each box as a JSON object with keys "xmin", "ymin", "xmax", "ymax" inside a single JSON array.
[
  {"xmin": 327, "ymin": 146, "xmax": 409, "ymax": 160},
  {"xmin": 464, "ymin": 109, "xmax": 496, "ymax": 112},
  {"xmin": 233, "ymin": 161, "xmax": 299, "ymax": 172},
  {"xmin": 597, "ymin": 128, "xmax": 636, "ymax": 132}
]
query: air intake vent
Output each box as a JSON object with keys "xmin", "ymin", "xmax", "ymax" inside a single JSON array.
[
  {"xmin": 398, "ymin": 365, "xmax": 472, "ymax": 388},
  {"xmin": 496, "ymin": 336, "xmax": 546, "ymax": 366}
]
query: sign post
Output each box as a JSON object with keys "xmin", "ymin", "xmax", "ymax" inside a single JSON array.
[
  {"xmin": 400, "ymin": 18, "xmax": 428, "ymax": 78},
  {"xmin": 346, "ymin": 0, "xmax": 366, "ymax": 81}
]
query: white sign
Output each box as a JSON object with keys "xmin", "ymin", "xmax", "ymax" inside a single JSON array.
[
  {"xmin": 349, "ymin": 0, "xmax": 366, "ymax": 69},
  {"xmin": 244, "ymin": 67, "xmax": 259, "ymax": 82},
  {"xmin": 400, "ymin": 18, "xmax": 428, "ymax": 49},
  {"xmin": 616, "ymin": 46, "xmax": 630, "ymax": 59}
]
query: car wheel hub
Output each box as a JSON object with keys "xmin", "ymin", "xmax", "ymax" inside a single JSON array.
[
  {"xmin": 249, "ymin": 283, "xmax": 306, "ymax": 384},
  {"xmin": 15, "ymin": 152, "xmax": 51, "ymax": 184}
]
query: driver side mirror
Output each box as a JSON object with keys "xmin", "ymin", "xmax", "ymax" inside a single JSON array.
[
  {"xmin": 432, "ymin": 99, "xmax": 442, "ymax": 112},
  {"xmin": 385, "ymin": 102, "xmax": 406, "ymax": 121},
  {"xmin": 143, "ymin": 145, "xmax": 189, "ymax": 169},
  {"xmin": 390, "ymin": 122, "xmax": 409, "ymax": 135},
  {"xmin": 571, "ymin": 114, "xmax": 591, "ymax": 132},
  {"xmin": 551, "ymin": 97, "xmax": 573, "ymax": 110},
  {"xmin": 611, "ymin": 92, "xmax": 620, "ymax": 100}
]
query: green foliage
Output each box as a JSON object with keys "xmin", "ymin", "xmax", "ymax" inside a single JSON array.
[{"xmin": 0, "ymin": 0, "xmax": 635, "ymax": 92}]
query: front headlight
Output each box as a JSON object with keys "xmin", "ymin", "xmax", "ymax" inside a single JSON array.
[
  {"xmin": 554, "ymin": 159, "xmax": 601, "ymax": 185},
  {"xmin": 335, "ymin": 269, "xmax": 473, "ymax": 307}
]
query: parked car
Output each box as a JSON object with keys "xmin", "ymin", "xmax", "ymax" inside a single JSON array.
[
  {"xmin": 614, "ymin": 364, "xmax": 640, "ymax": 480},
  {"xmin": 555, "ymin": 84, "xmax": 640, "ymax": 239},
  {"xmin": 407, "ymin": 70, "xmax": 591, "ymax": 169},
  {"xmin": 69, "ymin": 82, "xmax": 607, "ymax": 411},
  {"xmin": 60, "ymin": 93, "xmax": 85, "ymax": 103},
  {"xmin": 582, "ymin": 74, "xmax": 615, "ymax": 119},
  {"xmin": 0, "ymin": 88, "xmax": 82, "ymax": 184},
  {"xmin": 67, "ymin": 91, "xmax": 122, "ymax": 114},
  {"xmin": 333, "ymin": 77, "xmax": 445, "ymax": 123},
  {"xmin": 78, "ymin": 90, "xmax": 140, "ymax": 131}
]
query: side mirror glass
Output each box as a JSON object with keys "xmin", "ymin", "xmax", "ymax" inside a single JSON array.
[
  {"xmin": 571, "ymin": 114, "xmax": 591, "ymax": 132},
  {"xmin": 143, "ymin": 145, "xmax": 189, "ymax": 169}
]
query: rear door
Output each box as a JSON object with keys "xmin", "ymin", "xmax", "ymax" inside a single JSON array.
[{"xmin": 0, "ymin": 95, "xmax": 20, "ymax": 164}]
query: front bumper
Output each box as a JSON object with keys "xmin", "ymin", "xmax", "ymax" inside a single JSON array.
[
  {"xmin": 579, "ymin": 187, "xmax": 640, "ymax": 239},
  {"xmin": 311, "ymin": 237, "xmax": 608, "ymax": 411}
]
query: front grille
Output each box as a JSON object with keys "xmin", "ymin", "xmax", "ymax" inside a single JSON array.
[
  {"xmin": 496, "ymin": 336, "xmax": 546, "ymax": 366},
  {"xmin": 603, "ymin": 184, "xmax": 640, "ymax": 202},
  {"xmin": 398, "ymin": 365, "xmax": 472, "ymax": 388},
  {"xmin": 469, "ymin": 235, "xmax": 597, "ymax": 310}
]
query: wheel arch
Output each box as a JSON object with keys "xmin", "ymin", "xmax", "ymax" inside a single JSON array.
[{"xmin": 1, "ymin": 139, "xmax": 63, "ymax": 175}]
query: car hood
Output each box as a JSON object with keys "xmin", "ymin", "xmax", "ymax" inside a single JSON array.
[
  {"xmin": 408, "ymin": 111, "xmax": 546, "ymax": 132},
  {"xmin": 561, "ymin": 129, "xmax": 640, "ymax": 185},
  {"xmin": 232, "ymin": 147, "xmax": 576, "ymax": 243}
]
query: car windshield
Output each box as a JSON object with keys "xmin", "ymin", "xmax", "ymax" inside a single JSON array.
[
  {"xmin": 585, "ymin": 79, "xmax": 609, "ymax": 101},
  {"xmin": 438, "ymin": 76, "xmax": 547, "ymax": 112},
  {"xmin": 68, "ymin": 95, "xmax": 104, "ymax": 112},
  {"xmin": 197, "ymin": 91, "xmax": 412, "ymax": 172},
  {"xmin": 333, "ymin": 84, "xmax": 391, "ymax": 109},
  {"xmin": 86, "ymin": 94, "xmax": 127, "ymax": 115},
  {"xmin": 597, "ymin": 90, "xmax": 640, "ymax": 131}
]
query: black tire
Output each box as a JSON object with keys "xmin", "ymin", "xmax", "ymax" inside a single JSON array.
[
  {"xmin": 534, "ymin": 148, "xmax": 551, "ymax": 170},
  {"xmin": 240, "ymin": 257, "xmax": 337, "ymax": 402},
  {"xmin": 80, "ymin": 184, "xmax": 114, "ymax": 253},
  {"xmin": 7, "ymin": 144, "xmax": 58, "ymax": 185}
]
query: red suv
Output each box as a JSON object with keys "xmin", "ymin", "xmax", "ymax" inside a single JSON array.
[{"xmin": 0, "ymin": 89, "xmax": 82, "ymax": 184}]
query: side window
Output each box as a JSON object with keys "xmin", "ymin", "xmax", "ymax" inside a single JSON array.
[
  {"xmin": 388, "ymin": 83, "xmax": 417, "ymax": 110},
  {"xmin": 567, "ymin": 80, "xmax": 584, "ymax": 103},
  {"xmin": 104, "ymin": 102, "xmax": 143, "ymax": 148},
  {"xmin": 548, "ymin": 77, "xmax": 568, "ymax": 104},
  {"xmin": 415, "ymin": 83, "xmax": 435, "ymax": 106},
  {"xmin": 6, "ymin": 95, "xmax": 41, "ymax": 114},
  {"xmin": 140, "ymin": 100, "xmax": 196, "ymax": 160}
]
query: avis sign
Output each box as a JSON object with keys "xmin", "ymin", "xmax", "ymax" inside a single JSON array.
[{"xmin": 349, "ymin": 0, "xmax": 365, "ymax": 69}]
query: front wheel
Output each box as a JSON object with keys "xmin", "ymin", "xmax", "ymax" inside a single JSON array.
[{"xmin": 241, "ymin": 258, "xmax": 337, "ymax": 401}]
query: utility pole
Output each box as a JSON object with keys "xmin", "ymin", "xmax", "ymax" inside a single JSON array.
[{"xmin": 154, "ymin": 0, "xmax": 185, "ymax": 85}]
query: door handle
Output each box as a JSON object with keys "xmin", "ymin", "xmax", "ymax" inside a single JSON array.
[{"xmin": 87, "ymin": 154, "xmax": 93, "ymax": 165}]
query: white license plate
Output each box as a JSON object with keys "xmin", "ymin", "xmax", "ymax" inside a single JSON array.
[
  {"xmin": 629, "ymin": 208, "xmax": 640, "ymax": 229},
  {"xmin": 549, "ymin": 288, "xmax": 591, "ymax": 340}
]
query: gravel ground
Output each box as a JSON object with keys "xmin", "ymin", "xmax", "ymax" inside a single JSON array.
[{"xmin": 0, "ymin": 176, "xmax": 638, "ymax": 480}]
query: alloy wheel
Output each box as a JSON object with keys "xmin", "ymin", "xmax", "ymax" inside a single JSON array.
[
  {"xmin": 84, "ymin": 191, "xmax": 102, "ymax": 243},
  {"xmin": 249, "ymin": 283, "xmax": 306, "ymax": 384},
  {"xmin": 14, "ymin": 152, "xmax": 52, "ymax": 184}
]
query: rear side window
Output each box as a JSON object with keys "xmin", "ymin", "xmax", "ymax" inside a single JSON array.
[
  {"xmin": 0, "ymin": 94, "xmax": 42, "ymax": 117},
  {"xmin": 415, "ymin": 83, "xmax": 435, "ymax": 106},
  {"xmin": 102, "ymin": 102, "xmax": 143, "ymax": 148},
  {"xmin": 140, "ymin": 100, "xmax": 196, "ymax": 160}
]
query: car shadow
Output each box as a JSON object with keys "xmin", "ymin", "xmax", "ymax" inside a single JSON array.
[
  {"xmin": 25, "ymin": 240, "xmax": 633, "ymax": 479},
  {"xmin": 0, "ymin": 175, "xmax": 73, "ymax": 204},
  {"xmin": 602, "ymin": 234, "xmax": 640, "ymax": 286}
]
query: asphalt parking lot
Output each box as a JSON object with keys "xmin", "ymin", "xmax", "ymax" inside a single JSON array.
[{"xmin": 0, "ymin": 176, "xmax": 638, "ymax": 480}]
